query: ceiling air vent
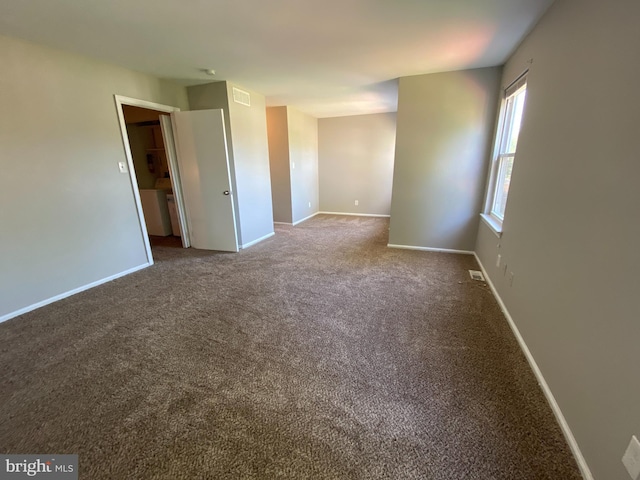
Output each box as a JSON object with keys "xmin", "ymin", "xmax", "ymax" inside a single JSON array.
[
  {"xmin": 469, "ymin": 270, "xmax": 485, "ymax": 281},
  {"xmin": 232, "ymin": 87, "xmax": 251, "ymax": 107}
]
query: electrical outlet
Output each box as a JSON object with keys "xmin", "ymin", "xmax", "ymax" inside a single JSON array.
[
  {"xmin": 496, "ymin": 254, "xmax": 501, "ymax": 268},
  {"xmin": 291, "ymin": 161, "xmax": 295, "ymax": 169},
  {"xmin": 308, "ymin": 202, "xmax": 311, "ymax": 208},
  {"xmin": 355, "ymin": 200, "xmax": 359, "ymax": 206},
  {"xmin": 623, "ymin": 435, "xmax": 640, "ymax": 479},
  {"xmin": 118, "ymin": 161, "xmax": 128, "ymax": 173}
]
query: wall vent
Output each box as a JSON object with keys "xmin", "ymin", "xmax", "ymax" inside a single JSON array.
[
  {"xmin": 232, "ymin": 87, "xmax": 251, "ymax": 107},
  {"xmin": 469, "ymin": 270, "xmax": 485, "ymax": 281}
]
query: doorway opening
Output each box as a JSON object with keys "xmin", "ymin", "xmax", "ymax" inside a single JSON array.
[
  {"xmin": 114, "ymin": 95, "xmax": 191, "ymax": 265},
  {"xmin": 122, "ymin": 105, "xmax": 182, "ymax": 248},
  {"xmin": 115, "ymin": 95, "xmax": 239, "ymax": 258}
]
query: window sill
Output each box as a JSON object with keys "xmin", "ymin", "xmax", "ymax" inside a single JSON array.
[{"xmin": 480, "ymin": 214, "xmax": 503, "ymax": 238}]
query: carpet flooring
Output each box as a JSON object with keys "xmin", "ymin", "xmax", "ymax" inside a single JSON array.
[{"xmin": 0, "ymin": 215, "xmax": 582, "ymax": 479}]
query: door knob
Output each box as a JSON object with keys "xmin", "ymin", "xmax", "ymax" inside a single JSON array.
[{"xmin": 223, "ymin": 190, "xmax": 230, "ymax": 195}]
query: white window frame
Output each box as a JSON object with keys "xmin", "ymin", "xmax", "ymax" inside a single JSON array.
[{"xmin": 481, "ymin": 72, "xmax": 528, "ymax": 236}]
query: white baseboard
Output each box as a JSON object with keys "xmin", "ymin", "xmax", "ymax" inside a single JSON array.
[
  {"xmin": 241, "ymin": 231, "xmax": 275, "ymax": 249},
  {"xmin": 292, "ymin": 212, "xmax": 319, "ymax": 226},
  {"xmin": 473, "ymin": 253, "xmax": 593, "ymax": 480},
  {"xmin": 387, "ymin": 243, "xmax": 474, "ymax": 255},
  {"xmin": 273, "ymin": 221, "xmax": 293, "ymax": 226},
  {"xmin": 0, "ymin": 262, "xmax": 152, "ymax": 324},
  {"xmin": 318, "ymin": 211, "xmax": 390, "ymax": 218}
]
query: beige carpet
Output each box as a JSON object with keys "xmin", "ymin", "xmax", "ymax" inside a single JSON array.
[{"xmin": 0, "ymin": 215, "xmax": 581, "ymax": 479}]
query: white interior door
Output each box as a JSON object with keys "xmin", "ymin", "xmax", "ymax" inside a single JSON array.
[{"xmin": 171, "ymin": 109, "xmax": 238, "ymax": 252}]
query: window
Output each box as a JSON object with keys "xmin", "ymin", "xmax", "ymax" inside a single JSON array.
[{"xmin": 483, "ymin": 75, "xmax": 527, "ymax": 233}]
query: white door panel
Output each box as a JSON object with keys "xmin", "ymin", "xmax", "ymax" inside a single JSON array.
[{"xmin": 171, "ymin": 109, "xmax": 238, "ymax": 252}]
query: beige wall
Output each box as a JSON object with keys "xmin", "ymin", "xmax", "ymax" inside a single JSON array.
[
  {"xmin": 318, "ymin": 113, "xmax": 396, "ymax": 215},
  {"xmin": 266, "ymin": 107, "xmax": 293, "ymax": 223},
  {"xmin": 475, "ymin": 0, "xmax": 640, "ymax": 478},
  {"xmin": 389, "ymin": 68, "xmax": 501, "ymax": 251},
  {"xmin": 225, "ymin": 82, "xmax": 274, "ymax": 246},
  {"xmin": 287, "ymin": 107, "xmax": 318, "ymax": 223},
  {"xmin": 0, "ymin": 34, "xmax": 188, "ymax": 319}
]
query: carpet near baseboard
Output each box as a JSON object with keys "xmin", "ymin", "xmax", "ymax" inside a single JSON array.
[{"xmin": 0, "ymin": 215, "xmax": 581, "ymax": 479}]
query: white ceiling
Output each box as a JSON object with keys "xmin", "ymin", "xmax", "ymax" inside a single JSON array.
[{"xmin": 0, "ymin": 0, "xmax": 554, "ymax": 118}]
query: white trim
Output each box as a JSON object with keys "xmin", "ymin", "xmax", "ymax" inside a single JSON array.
[
  {"xmin": 273, "ymin": 212, "xmax": 319, "ymax": 226},
  {"xmin": 479, "ymin": 214, "xmax": 503, "ymax": 238},
  {"xmin": 114, "ymin": 95, "xmax": 179, "ymax": 113},
  {"xmin": 387, "ymin": 244, "xmax": 474, "ymax": 255},
  {"xmin": 473, "ymin": 253, "xmax": 594, "ymax": 480},
  {"xmin": 241, "ymin": 231, "xmax": 275, "ymax": 249},
  {"xmin": 113, "ymin": 95, "xmax": 181, "ymax": 264},
  {"xmin": 318, "ymin": 211, "xmax": 390, "ymax": 218},
  {"xmin": 293, "ymin": 212, "xmax": 319, "ymax": 225},
  {"xmin": 0, "ymin": 263, "xmax": 151, "ymax": 325},
  {"xmin": 505, "ymin": 70, "xmax": 529, "ymax": 97}
]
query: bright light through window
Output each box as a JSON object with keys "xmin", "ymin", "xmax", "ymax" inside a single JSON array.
[{"xmin": 488, "ymin": 81, "xmax": 527, "ymax": 223}]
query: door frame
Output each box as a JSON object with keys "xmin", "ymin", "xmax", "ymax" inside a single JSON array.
[
  {"xmin": 113, "ymin": 95, "xmax": 185, "ymax": 264},
  {"xmin": 159, "ymin": 116, "xmax": 191, "ymax": 248}
]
